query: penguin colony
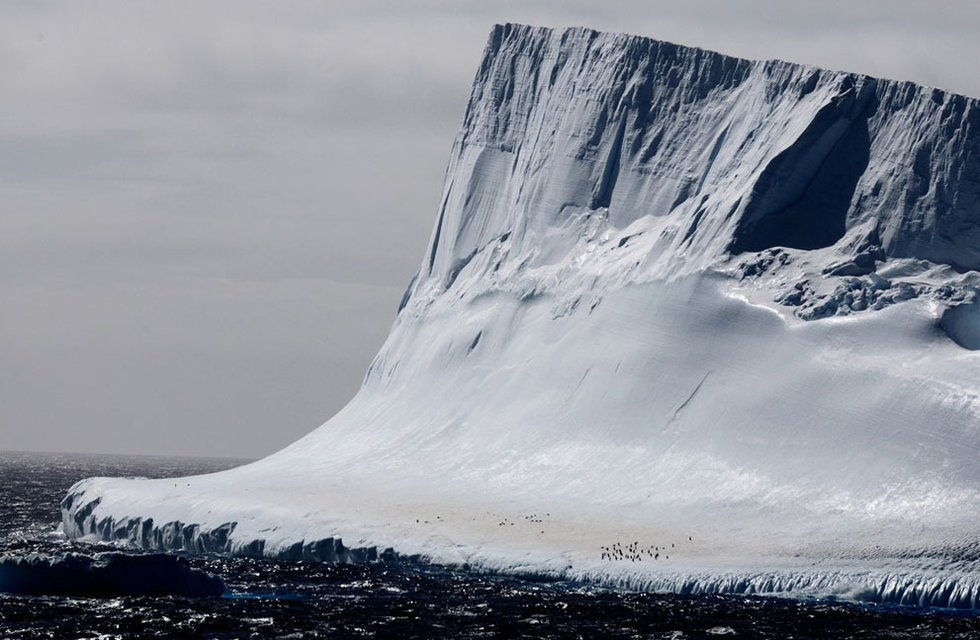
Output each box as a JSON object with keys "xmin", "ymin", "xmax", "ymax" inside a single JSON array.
[{"xmin": 600, "ymin": 537, "xmax": 692, "ymax": 562}]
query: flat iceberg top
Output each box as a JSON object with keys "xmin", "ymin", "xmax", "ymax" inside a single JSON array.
[
  {"xmin": 488, "ymin": 22, "xmax": 979, "ymax": 99},
  {"xmin": 63, "ymin": 24, "xmax": 980, "ymax": 608}
]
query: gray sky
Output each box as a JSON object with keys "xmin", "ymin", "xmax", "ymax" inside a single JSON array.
[{"xmin": 3, "ymin": 1, "xmax": 979, "ymax": 459}]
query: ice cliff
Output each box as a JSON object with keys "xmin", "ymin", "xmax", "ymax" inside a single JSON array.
[
  {"xmin": 407, "ymin": 24, "xmax": 979, "ymax": 310},
  {"xmin": 63, "ymin": 24, "xmax": 980, "ymax": 607}
]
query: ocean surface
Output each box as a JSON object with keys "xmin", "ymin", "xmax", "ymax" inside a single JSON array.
[{"xmin": 1, "ymin": 451, "xmax": 978, "ymax": 639}]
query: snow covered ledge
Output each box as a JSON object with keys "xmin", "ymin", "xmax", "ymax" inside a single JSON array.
[
  {"xmin": 60, "ymin": 474, "xmax": 980, "ymax": 608},
  {"xmin": 60, "ymin": 472, "xmax": 980, "ymax": 609}
]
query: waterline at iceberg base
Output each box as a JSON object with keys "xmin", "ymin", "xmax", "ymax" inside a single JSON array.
[{"xmin": 63, "ymin": 24, "xmax": 980, "ymax": 608}]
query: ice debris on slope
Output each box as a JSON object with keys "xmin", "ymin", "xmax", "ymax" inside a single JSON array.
[{"xmin": 63, "ymin": 24, "xmax": 980, "ymax": 607}]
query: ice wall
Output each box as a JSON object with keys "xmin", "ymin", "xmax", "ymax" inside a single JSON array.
[{"xmin": 414, "ymin": 24, "xmax": 978, "ymax": 302}]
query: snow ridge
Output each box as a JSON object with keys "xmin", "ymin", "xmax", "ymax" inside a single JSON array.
[{"xmin": 63, "ymin": 24, "xmax": 980, "ymax": 608}]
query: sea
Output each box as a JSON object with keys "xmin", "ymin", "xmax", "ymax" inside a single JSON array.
[{"xmin": 1, "ymin": 451, "xmax": 978, "ymax": 639}]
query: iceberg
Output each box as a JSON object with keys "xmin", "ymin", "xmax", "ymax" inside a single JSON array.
[{"xmin": 62, "ymin": 24, "xmax": 980, "ymax": 607}]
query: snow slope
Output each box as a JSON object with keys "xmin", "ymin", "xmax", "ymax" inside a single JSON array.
[{"xmin": 63, "ymin": 24, "xmax": 980, "ymax": 607}]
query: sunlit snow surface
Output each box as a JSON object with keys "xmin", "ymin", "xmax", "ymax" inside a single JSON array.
[
  {"xmin": 63, "ymin": 24, "xmax": 980, "ymax": 607},
  {"xmin": 11, "ymin": 454, "xmax": 980, "ymax": 639}
]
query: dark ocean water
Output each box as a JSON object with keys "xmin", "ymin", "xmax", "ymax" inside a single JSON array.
[{"xmin": 1, "ymin": 451, "xmax": 978, "ymax": 639}]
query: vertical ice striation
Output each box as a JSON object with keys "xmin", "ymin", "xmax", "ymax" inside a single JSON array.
[
  {"xmin": 62, "ymin": 24, "xmax": 980, "ymax": 608},
  {"xmin": 412, "ymin": 23, "xmax": 978, "ymax": 304}
]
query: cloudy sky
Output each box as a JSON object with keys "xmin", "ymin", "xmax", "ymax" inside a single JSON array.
[{"xmin": 3, "ymin": 1, "xmax": 979, "ymax": 459}]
